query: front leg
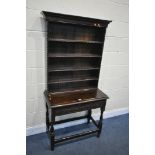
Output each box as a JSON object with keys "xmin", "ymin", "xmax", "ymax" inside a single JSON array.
[
  {"xmin": 97, "ymin": 105, "xmax": 105, "ymax": 137},
  {"xmin": 50, "ymin": 124, "xmax": 55, "ymax": 151},
  {"xmin": 50, "ymin": 111, "xmax": 55, "ymax": 151}
]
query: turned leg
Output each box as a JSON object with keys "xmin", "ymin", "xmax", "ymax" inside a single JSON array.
[
  {"xmin": 50, "ymin": 125, "xmax": 55, "ymax": 151},
  {"xmin": 50, "ymin": 111, "xmax": 55, "ymax": 151},
  {"xmin": 97, "ymin": 106, "xmax": 105, "ymax": 137},
  {"xmin": 46, "ymin": 103, "xmax": 49, "ymax": 132},
  {"xmin": 87, "ymin": 109, "xmax": 92, "ymax": 124}
]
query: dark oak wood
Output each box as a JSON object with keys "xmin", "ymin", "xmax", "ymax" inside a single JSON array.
[
  {"xmin": 48, "ymin": 38, "xmax": 104, "ymax": 44},
  {"xmin": 42, "ymin": 11, "xmax": 111, "ymax": 27},
  {"xmin": 47, "ymin": 89, "xmax": 108, "ymax": 106},
  {"xmin": 54, "ymin": 129, "xmax": 99, "ymax": 144},
  {"xmin": 42, "ymin": 11, "xmax": 111, "ymax": 151}
]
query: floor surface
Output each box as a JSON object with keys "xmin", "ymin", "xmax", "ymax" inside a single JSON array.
[{"xmin": 26, "ymin": 114, "xmax": 129, "ymax": 155}]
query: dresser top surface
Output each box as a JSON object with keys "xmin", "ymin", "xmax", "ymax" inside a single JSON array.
[{"xmin": 45, "ymin": 88, "xmax": 108, "ymax": 108}]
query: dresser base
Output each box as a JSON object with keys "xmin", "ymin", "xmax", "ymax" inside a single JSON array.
[{"xmin": 46, "ymin": 107, "xmax": 105, "ymax": 151}]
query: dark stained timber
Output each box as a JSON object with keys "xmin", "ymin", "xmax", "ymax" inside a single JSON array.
[{"xmin": 42, "ymin": 11, "xmax": 111, "ymax": 150}]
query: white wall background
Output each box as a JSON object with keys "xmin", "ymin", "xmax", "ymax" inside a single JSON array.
[{"xmin": 26, "ymin": 0, "xmax": 129, "ymax": 131}]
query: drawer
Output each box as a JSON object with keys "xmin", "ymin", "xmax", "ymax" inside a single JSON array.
[{"xmin": 53, "ymin": 99, "xmax": 106, "ymax": 116}]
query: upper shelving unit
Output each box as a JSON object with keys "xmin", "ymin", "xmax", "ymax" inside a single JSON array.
[{"xmin": 42, "ymin": 11, "xmax": 111, "ymax": 93}]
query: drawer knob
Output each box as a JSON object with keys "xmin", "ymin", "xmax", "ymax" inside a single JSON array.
[{"xmin": 77, "ymin": 98, "xmax": 82, "ymax": 102}]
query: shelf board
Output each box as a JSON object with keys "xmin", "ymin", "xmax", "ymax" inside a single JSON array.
[
  {"xmin": 48, "ymin": 38, "xmax": 103, "ymax": 44},
  {"xmin": 48, "ymin": 66, "xmax": 100, "ymax": 72},
  {"xmin": 48, "ymin": 78, "xmax": 98, "ymax": 84},
  {"xmin": 48, "ymin": 53, "xmax": 101, "ymax": 58}
]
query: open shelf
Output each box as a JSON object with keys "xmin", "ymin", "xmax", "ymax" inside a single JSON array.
[
  {"xmin": 48, "ymin": 66, "xmax": 100, "ymax": 72},
  {"xmin": 48, "ymin": 22, "xmax": 106, "ymax": 43},
  {"xmin": 48, "ymin": 57, "xmax": 101, "ymax": 72},
  {"xmin": 48, "ymin": 70, "xmax": 99, "ymax": 83},
  {"xmin": 48, "ymin": 80, "xmax": 98, "ymax": 93},
  {"xmin": 48, "ymin": 78, "xmax": 98, "ymax": 84},
  {"xmin": 48, "ymin": 38, "xmax": 103, "ymax": 44},
  {"xmin": 48, "ymin": 42, "xmax": 103, "ymax": 57},
  {"xmin": 48, "ymin": 53, "xmax": 101, "ymax": 58}
]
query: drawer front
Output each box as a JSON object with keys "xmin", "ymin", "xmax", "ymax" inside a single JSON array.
[{"xmin": 53, "ymin": 99, "xmax": 106, "ymax": 116}]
